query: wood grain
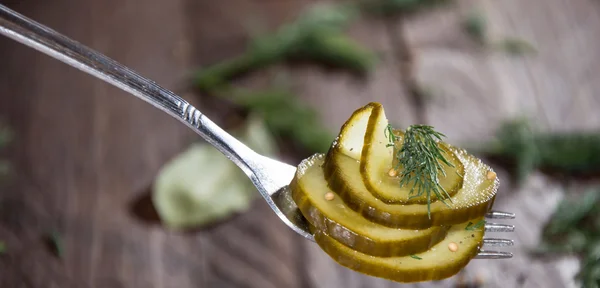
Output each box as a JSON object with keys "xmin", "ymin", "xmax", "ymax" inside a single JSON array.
[
  {"xmin": 1, "ymin": 0, "xmax": 600, "ymax": 287},
  {"xmin": 403, "ymin": 0, "xmax": 600, "ymax": 287}
]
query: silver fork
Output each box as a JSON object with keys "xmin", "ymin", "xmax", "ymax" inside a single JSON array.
[{"xmin": 0, "ymin": 5, "xmax": 514, "ymax": 259}]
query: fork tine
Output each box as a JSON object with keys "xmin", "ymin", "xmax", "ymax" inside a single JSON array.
[
  {"xmin": 485, "ymin": 211, "xmax": 516, "ymax": 219},
  {"xmin": 483, "ymin": 238, "xmax": 514, "ymax": 246},
  {"xmin": 476, "ymin": 250, "xmax": 513, "ymax": 259},
  {"xmin": 485, "ymin": 223, "xmax": 515, "ymax": 232}
]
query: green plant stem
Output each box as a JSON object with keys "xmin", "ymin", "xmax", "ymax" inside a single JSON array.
[
  {"xmin": 213, "ymin": 86, "xmax": 333, "ymax": 153},
  {"xmin": 479, "ymin": 120, "xmax": 600, "ymax": 183}
]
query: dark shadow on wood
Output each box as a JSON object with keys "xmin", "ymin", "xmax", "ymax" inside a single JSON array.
[
  {"xmin": 128, "ymin": 187, "xmax": 162, "ymax": 227},
  {"xmin": 128, "ymin": 185, "xmax": 250, "ymax": 235}
]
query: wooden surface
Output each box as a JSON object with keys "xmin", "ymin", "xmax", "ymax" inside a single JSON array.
[{"xmin": 1, "ymin": 0, "xmax": 599, "ymax": 287}]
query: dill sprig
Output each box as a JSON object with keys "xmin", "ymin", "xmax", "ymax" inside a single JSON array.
[
  {"xmin": 386, "ymin": 124, "xmax": 455, "ymax": 218},
  {"xmin": 465, "ymin": 220, "xmax": 486, "ymax": 231}
]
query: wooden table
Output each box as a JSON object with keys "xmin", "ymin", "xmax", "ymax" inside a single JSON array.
[{"xmin": 1, "ymin": 0, "xmax": 599, "ymax": 287}]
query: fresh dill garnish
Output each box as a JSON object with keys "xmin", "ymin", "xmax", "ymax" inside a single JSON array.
[
  {"xmin": 465, "ymin": 220, "xmax": 486, "ymax": 231},
  {"xmin": 410, "ymin": 254, "xmax": 422, "ymax": 260},
  {"xmin": 384, "ymin": 124, "xmax": 397, "ymax": 147},
  {"xmin": 386, "ymin": 124, "xmax": 455, "ymax": 218}
]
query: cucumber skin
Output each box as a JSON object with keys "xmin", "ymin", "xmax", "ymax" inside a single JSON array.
[
  {"xmin": 313, "ymin": 225, "xmax": 483, "ymax": 283},
  {"xmin": 324, "ymin": 146, "xmax": 497, "ymax": 230},
  {"xmin": 290, "ymin": 155, "xmax": 450, "ymax": 258}
]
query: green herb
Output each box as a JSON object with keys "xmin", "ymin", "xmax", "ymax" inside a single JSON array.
[
  {"xmin": 360, "ymin": 0, "xmax": 451, "ymax": 16},
  {"xmin": 462, "ymin": 12, "xmax": 536, "ymax": 56},
  {"xmin": 477, "ymin": 119, "xmax": 600, "ymax": 184},
  {"xmin": 462, "ymin": 11, "xmax": 487, "ymax": 45},
  {"xmin": 495, "ymin": 37, "xmax": 537, "ymax": 55},
  {"xmin": 0, "ymin": 241, "xmax": 5, "ymax": 254},
  {"xmin": 465, "ymin": 220, "xmax": 486, "ymax": 231},
  {"xmin": 49, "ymin": 231, "xmax": 63, "ymax": 258},
  {"xmin": 216, "ymin": 86, "xmax": 333, "ymax": 153},
  {"xmin": 384, "ymin": 124, "xmax": 397, "ymax": 146},
  {"xmin": 410, "ymin": 254, "xmax": 422, "ymax": 260},
  {"xmin": 534, "ymin": 187, "xmax": 600, "ymax": 287},
  {"xmin": 194, "ymin": 3, "xmax": 376, "ymax": 91},
  {"xmin": 387, "ymin": 124, "xmax": 454, "ymax": 218}
]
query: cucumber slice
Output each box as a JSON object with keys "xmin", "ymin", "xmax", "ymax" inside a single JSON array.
[
  {"xmin": 312, "ymin": 218, "xmax": 485, "ymax": 283},
  {"xmin": 323, "ymin": 103, "xmax": 498, "ymax": 229},
  {"xmin": 291, "ymin": 153, "xmax": 450, "ymax": 257},
  {"xmin": 325, "ymin": 146, "xmax": 497, "ymax": 229},
  {"xmin": 333, "ymin": 103, "xmax": 379, "ymax": 160},
  {"xmin": 361, "ymin": 103, "xmax": 464, "ymax": 204}
]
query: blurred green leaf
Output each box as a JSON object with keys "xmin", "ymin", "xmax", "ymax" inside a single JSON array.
[
  {"xmin": 294, "ymin": 31, "xmax": 377, "ymax": 74},
  {"xmin": 361, "ymin": 0, "xmax": 451, "ymax": 15},
  {"xmin": 49, "ymin": 231, "xmax": 63, "ymax": 258},
  {"xmin": 578, "ymin": 240, "xmax": 600, "ymax": 288},
  {"xmin": 537, "ymin": 187, "xmax": 600, "ymax": 288},
  {"xmin": 0, "ymin": 241, "xmax": 5, "ymax": 254},
  {"xmin": 496, "ymin": 37, "xmax": 538, "ymax": 56},
  {"xmin": 476, "ymin": 119, "xmax": 600, "ymax": 184},
  {"xmin": 461, "ymin": 11, "xmax": 537, "ymax": 57},
  {"xmin": 462, "ymin": 11, "xmax": 487, "ymax": 44},
  {"xmin": 546, "ymin": 189, "xmax": 600, "ymax": 236},
  {"xmin": 229, "ymin": 87, "xmax": 333, "ymax": 153},
  {"xmin": 152, "ymin": 117, "xmax": 277, "ymax": 230},
  {"xmin": 194, "ymin": 2, "xmax": 374, "ymax": 91}
]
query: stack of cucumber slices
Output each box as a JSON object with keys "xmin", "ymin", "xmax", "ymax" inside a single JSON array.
[{"xmin": 290, "ymin": 102, "xmax": 500, "ymax": 283}]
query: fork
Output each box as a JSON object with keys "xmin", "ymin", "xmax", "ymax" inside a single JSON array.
[{"xmin": 0, "ymin": 4, "xmax": 514, "ymax": 259}]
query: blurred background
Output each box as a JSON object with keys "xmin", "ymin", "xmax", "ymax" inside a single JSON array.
[{"xmin": 1, "ymin": 0, "xmax": 600, "ymax": 287}]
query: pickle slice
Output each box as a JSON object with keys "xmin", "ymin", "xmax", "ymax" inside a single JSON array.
[
  {"xmin": 312, "ymin": 218, "xmax": 485, "ymax": 283},
  {"xmin": 334, "ymin": 103, "xmax": 379, "ymax": 160},
  {"xmin": 361, "ymin": 103, "xmax": 464, "ymax": 204},
  {"xmin": 291, "ymin": 154, "xmax": 449, "ymax": 257},
  {"xmin": 326, "ymin": 146, "xmax": 497, "ymax": 229},
  {"xmin": 323, "ymin": 103, "xmax": 498, "ymax": 229}
]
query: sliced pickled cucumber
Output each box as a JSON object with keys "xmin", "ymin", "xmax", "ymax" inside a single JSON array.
[
  {"xmin": 291, "ymin": 154, "xmax": 450, "ymax": 257},
  {"xmin": 333, "ymin": 103, "xmax": 379, "ymax": 160},
  {"xmin": 361, "ymin": 103, "xmax": 464, "ymax": 204},
  {"xmin": 325, "ymin": 146, "xmax": 497, "ymax": 229},
  {"xmin": 312, "ymin": 218, "xmax": 485, "ymax": 283},
  {"xmin": 323, "ymin": 103, "xmax": 498, "ymax": 229}
]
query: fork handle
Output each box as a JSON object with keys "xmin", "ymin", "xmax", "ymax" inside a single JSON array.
[{"xmin": 0, "ymin": 4, "xmax": 259, "ymax": 175}]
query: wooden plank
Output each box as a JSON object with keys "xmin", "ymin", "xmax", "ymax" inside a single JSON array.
[
  {"xmin": 401, "ymin": 0, "xmax": 600, "ymax": 287},
  {"xmin": 183, "ymin": 1, "xmax": 315, "ymax": 287},
  {"xmin": 0, "ymin": 0, "xmax": 200, "ymax": 287},
  {"xmin": 291, "ymin": 6, "xmax": 420, "ymax": 288},
  {"xmin": 2, "ymin": 0, "xmax": 599, "ymax": 287}
]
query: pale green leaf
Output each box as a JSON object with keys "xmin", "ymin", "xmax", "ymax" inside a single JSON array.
[{"xmin": 152, "ymin": 118, "xmax": 277, "ymax": 230}]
